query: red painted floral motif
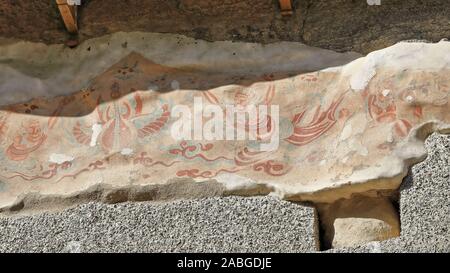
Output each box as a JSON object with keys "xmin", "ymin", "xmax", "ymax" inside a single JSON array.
[
  {"xmin": 286, "ymin": 93, "xmax": 347, "ymax": 146},
  {"xmin": 6, "ymin": 120, "xmax": 47, "ymax": 161},
  {"xmin": 73, "ymin": 83, "xmax": 170, "ymax": 152},
  {"xmin": 169, "ymin": 141, "xmax": 233, "ymax": 162},
  {"xmin": 176, "ymin": 168, "xmax": 239, "ymax": 178},
  {"xmin": 367, "ymin": 90, "xmax": 413, "ymax": 139},
  {"xmin": 253, "ymin": 160, "xmax": 290, "ymax": 176},
  {"xmin": 133, "ymin": 152, "xmax": 179, "ymax": 167}
]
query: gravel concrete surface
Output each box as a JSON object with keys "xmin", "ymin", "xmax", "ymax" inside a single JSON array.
[{"xmin": 0, "ymin": 196, "xmax": 317, "ymax": 253}]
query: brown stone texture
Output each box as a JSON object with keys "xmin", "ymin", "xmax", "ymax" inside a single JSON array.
[
  {"xmin": 317, "ymin": 196, "xmax": 400, "ymax": 249},
  {"xmin": 1, "ymin": 0, "xmax": 449, "ymax": 54}
]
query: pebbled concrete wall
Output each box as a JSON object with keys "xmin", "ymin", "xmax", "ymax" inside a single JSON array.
[{"xmin": 0, "ymin": 196, "xmax": 318, "ymax": 253}]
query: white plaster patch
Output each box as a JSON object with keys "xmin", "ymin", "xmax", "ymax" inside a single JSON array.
[
  {"xmin": 321, "ymin": 66, "xmax": 343, "ymax": 73},
  {"xmin": 350, "ymin": 57, "xmax": 377, "ymax": 91},
  {"xmin": 406, "ymin": 95, "xmax": 414, "ymax": 103},
  {"xmin": 121, "ymin": 148, "xmax": 134, "ymax": 156},
  {"xmin": 382, "ymin": 89, "xmax": 391, "ymax": 97},
  {"xmin": 215, "ymin": 173, "xmax": 257, "ymax": 191},
  {"xmin": 90, "ymin": 123, "xmax": 102, "ymax": 147},
  {"xmin": 340, "ymin": 124, "xmax": 353, "ymax": 141},
  {"xmin": 49, "ymin": 153, "xmax": 74, "ymax": 164}
]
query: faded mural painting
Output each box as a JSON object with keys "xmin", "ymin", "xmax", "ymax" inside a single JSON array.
[{"xmin": 0, "ymin": 51, "xmax": 449, "ymax": 206}]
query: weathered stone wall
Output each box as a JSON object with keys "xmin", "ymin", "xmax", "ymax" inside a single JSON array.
[
  {"xmin": 1, "ymin": 0, "xmax": 449, "ymax": 54},
  {"xmin": 0, "ymin": 32, "xmax": 360, "ymax": 106}
]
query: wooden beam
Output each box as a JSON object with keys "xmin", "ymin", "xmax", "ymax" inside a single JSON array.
[
  {"xmin": 56, "ymin": 0, "xmax": 78, "ymax": 33},
  {"xmin": 279, "ymin": 0, "xmax": 293, "ymax": 16}
]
